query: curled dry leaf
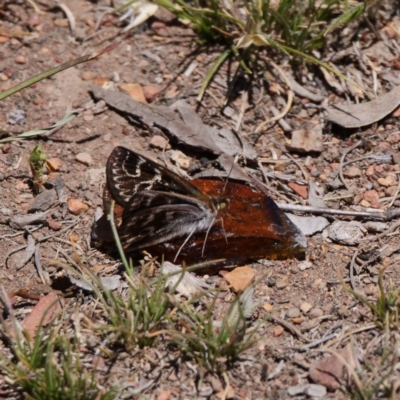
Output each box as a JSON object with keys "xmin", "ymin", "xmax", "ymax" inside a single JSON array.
[
  {"xmin": 309, "ymin": 343, "xmax": 358, "ymax": 390},
  {"xmin": 325, "ymin": 85, "xmax": 400, "ymax": 128}
]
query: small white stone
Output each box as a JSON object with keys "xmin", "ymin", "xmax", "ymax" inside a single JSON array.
[{"xmin": 75, "ymin": 152, "xmax": 92, "ymax": 166}]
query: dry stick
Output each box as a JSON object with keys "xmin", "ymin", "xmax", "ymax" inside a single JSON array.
[
  {"xmin": 388, "ymin": 176, "xmax": 400, "ymax": 208},
  {"xmin": 349, "ymin": 248, "xmax": 360, "ymax": 291},
  {"xmin": 34, "ymin": 243, "xmax": 48, "ymax": 284},
  {"xmin": 270, "ymin": 316, "xmax": 310, "ymax": 343},
  {"xmin": 255, "ymin": 58, "xmax": 294, "ymax": 132},
  {"xmin": 339, "ymin": 140, "xmax": 362, "ymax": 192},
  {"xmin": 234, "ymin": 90, "xmax": 249, "ymax": 133},
  {"xmin": 277, "ymin": 203, "xmax": 400, "ymax": 221},
  {"xmin": 272, "ymin": 140, "xmax": 309, "ymax": 181}
]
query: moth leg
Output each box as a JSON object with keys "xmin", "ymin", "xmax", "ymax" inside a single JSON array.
[
  {"xmin": 219, "ymin": 216, "xmax": 228, "ymax": 244},
  {"xmin": 201, "ymin": 216, "xmax": 217, "ymax": 257},
  {"xmin": 174, "ymin": 224, "xmax": 198, "ymax": 262}
]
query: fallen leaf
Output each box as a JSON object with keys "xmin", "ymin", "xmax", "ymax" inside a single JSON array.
[
  {"xmin": 21, "ymin": 292, "xmax": 59, "ymax": 339},
  {"xmin": 309, "ymin": 343, "xmax": 358, "ymax": 390},
  {"xmin": 325, "ymin": 85, "xmax": 400, "ymax": 128}
]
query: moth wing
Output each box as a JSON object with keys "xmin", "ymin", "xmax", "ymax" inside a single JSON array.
[
  {"xmin": 118, "ymin": 191, "xmax": 214, "ymax": 252},
  {"xmin": 106, "ymin": 146, "xmax": 204, "ymax": 207}
]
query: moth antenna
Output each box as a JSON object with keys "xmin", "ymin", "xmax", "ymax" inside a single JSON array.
[
  {"xmin": 223, "ymin": 154, "xmax": 239, "ymax": 192},
  {"xmin": 174, "ymin": 224, "xmax": 197, "ymax": 262}
]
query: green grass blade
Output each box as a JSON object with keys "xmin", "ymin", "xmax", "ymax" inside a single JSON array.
[{"xmin": 197, "ymin": 48, "xmax": 231, "ymax": 101}]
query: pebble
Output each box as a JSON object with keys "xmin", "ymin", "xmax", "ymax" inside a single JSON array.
[
  {"xmin": 149, "ymin": 135, "xmax": 170, "ymax": 150},
  {"xmin": 75, "ymin": 152, "xmax": 92, "ymax": 166},
  {"xmin": 119, "ymin": 83, "xmax": 147, "ymax": 103},
  {"xmin": 287, "ymin": 307, "xmax": 301, "ymax": 318},
  {"xmin": 48, "ymin": 219, "xmax": 62, "ymax": 231},
  {"xmin": 343, "ymin": 166, "xmax": 362, "ymax": 178},
  {"xmin": 103, "ymin": 133, "xmax": 112, "ymax": 142},
  {"xmin": 156, "ymin": 390, "xmax": 171, "ymax": 400},
  {"xmin": 309, "ymin": 308, "xmax": 324, "ymax": 319},
  {"xmin": 0, "ymin": 207, "xmax": 12, "ymax": 216},
  {"xmin": 85, "ymin": 191, "xmax": 94, "ymax": 201},
  {"xmin": 143, "ymin": 84, "xmax": 160, "ymax": 102},
  {"xmin": 54, "ymin": 18, "xmax": 69, "ymax": 27},
  {"xmin": 276, "ymin": 279, "xmax": 288, "ymax": 289},
  {"xmin": 378, "ymin": 175, "xmax": 397, "ymax": 187},
  {"xmin": 299, "ymin": 260, "xmax": 312, "ymax": 271},
  {"xmin": 67, "ymin": 198, "xmax": 89, "ymax": 215},
  {"xmin": 81, "ymin": 71, "xmax": 97, "ymax": 81},
  {"xmin": 224, "ymin": 267, "xmax": 256, "ymax": 293},
  {"xmin": 300, "ymin": 302, "xmax": 312, "ymax": 313},
  {"xmin": 273, "ymin": 326, "xmax": 284, "ymax": 337},
  {"xmin": 14, "ymin": 55, "xmax": 27, "ymax": 64}
]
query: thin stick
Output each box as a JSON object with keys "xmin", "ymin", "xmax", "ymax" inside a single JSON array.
[
  {"xmin": 277, "ymin": 203, "xmax": 400, "ymax": 221},
  {"xmin": 339, "ymin": 140, "xmax": 362, "ymax": 192}
]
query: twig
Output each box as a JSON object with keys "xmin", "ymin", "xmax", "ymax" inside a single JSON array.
[
  {"xmin": 388, "ymin": 176, "xmax": 400, "ymax": 208},
  {"xmin": 277, "ymin": 203, "xmax": 400, "ymax": 221},
  {"xmin": 34, "ymin": 243, "xmax": 48, "ymax": 285},
  {"xmin": 339, "ymin": 140, "xmax": 362, "ymax": 192},
  {"xmin": 349, "ymin": 248, "xmax": 360, "ymax": 291},
  {"xmin": 270, "ymin": 317, "xmax": 310, "ymax": 343},
  {"xmin": 257, "ymin": 60, "xmax": 294, "ymax": 132},
  {"xmin": 299, "ymin": 333, "xmax": 339, "ymax": 350}
]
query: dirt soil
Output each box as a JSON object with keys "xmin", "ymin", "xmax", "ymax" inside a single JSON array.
[{"xmin": 1, "ymin": 1, "xmax": 400, "ymax": 399}]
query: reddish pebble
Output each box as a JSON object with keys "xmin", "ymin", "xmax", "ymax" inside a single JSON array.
[
  {"xmin": 390, "ymin": 133, "xmax": 400, "ymax": 143},
  {"xmin": 288, "ymin": 182, "xmax": 308, "ymax": 199},
  {"xmin": 48, "ymin": 219, "xmax": 62, "ymax": 231},
  {"xmin": 2, "ymin": 144, "xmax": 12, "ymax": 154},
  {"xmin": 151, "ymin": 21, "xmax": 166, "ymax": 29},
  {"xmin": 27, "ymin": 14, "xmax": 41, "ymax": 27},
  {"xmin": 377, "ymin": 141, "xmax": 391, "ymax": 150},
  {"xmin": 143, "ymin": 85, "xmax": 160, "ymax": 103},
  {"xmin": 343, "ymin": 166, "xmax": 362, "ymax": 178},
  {"xmin": 15, "ymin": 55, "xmax": 26, "ymax": 64},
  {"xmin": 363, "ymin": 189, "xmax": 380, "ymax": 208},
  {"xmin": 68, "ymin": 199, "xmax": 89, "ymax": 215},
  {"xmin": 366, "ymin": 165, "xmax": 375, "ymax": 176},
  {"xmin": 33, "ymin": 98, "xmax": 44, "ymax": 106}
]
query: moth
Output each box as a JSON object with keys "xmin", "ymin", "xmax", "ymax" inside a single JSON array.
[{"xmin": 93, "ymin": 146, "xmax": 307, "ymax": 266}]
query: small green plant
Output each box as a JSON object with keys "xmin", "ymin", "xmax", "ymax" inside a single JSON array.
[
  {"xmin": 341, "ymin": 266, "xmax": 399, "ymax": 330},
  {"xmin": 168, "ymin": 287, "xmax": 263, "ymax": 372},
  {"xmin": 29, "ymin": 144, "xmax": 47, "ymax": 193},
  {"xmin": 1, "ymin": 327, "xmax": 117, "ymax": 400},
  {"xmin": 154, "ymin": 0, "xmax": 375, "ymax": 98},
  {"xmin": 96, "ymin": 267, "xmax": 174, "ymax": 350}
]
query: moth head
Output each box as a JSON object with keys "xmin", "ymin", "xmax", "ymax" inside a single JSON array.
[{"xmin": 218, "ymin": 197, "xmax": 229, "ymax": 211}]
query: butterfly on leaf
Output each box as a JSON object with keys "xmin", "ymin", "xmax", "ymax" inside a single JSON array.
[{"xmin": 92, "ymin": 146, "xmax": 307, "ymax": 266}]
